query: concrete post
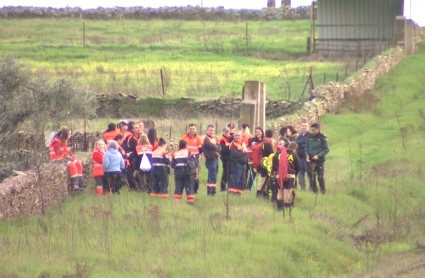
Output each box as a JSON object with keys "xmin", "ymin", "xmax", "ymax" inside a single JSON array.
[
  {"xmin": 405, "ymin": 19, "xmax": 414, "ymax": 56},
  {"xmin": 259, "ymin": 83, "xmax": 266, "ymax": 131},
  {"xmin": 240, "ymin": 100, "xmax": 257, "ymax": 132},
  {"xmin": 394, "ymin": 16, "xmax": 406, "ymax": 46},
  {"xmin": 281, "ymin": 0, "xmax": 291, "ymax": 7},
  {"xmin": 243, "ymin": 81, "xmax": 261, "ymax": 128}
]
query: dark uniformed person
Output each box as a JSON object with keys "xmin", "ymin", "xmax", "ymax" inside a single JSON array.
[
  {"xmin": 305, "ymin": 123, "xmax": 329, "ymax": 194},
  {"xmin": 219, "ymin": 127, "xmax": 232, "ymax": 192},
  {"xmin": 296, "ymin": 120, "xmax": 311, "ymax": 191}
]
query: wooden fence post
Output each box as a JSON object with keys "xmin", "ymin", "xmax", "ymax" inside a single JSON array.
[
  {"xmin": 83, "ymin": 117, "xmax": 87, "ymax": 151},
  {"xmin": 336, "ymin": 72, "xmax": 339, "ymax": 83},
  {"xmin": 160, "ymin": 69, "xmax": 166, "ymax": 95},
  {"xmin": 323, "ymin": 73, "xmax": 326, "ymax": 84},
  {"xmin": 169, "ymin": 126, "xmax": 172, "ymax": 140},
  {"xmin": 83, "ymin": 21, "xmax": 85, "ymax": 48}
]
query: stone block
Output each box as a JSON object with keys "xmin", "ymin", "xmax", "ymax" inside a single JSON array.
[
  {"xmin": 259, "ymin": 83, "xmax": 266, "ymax": 131},
  {"xmin": 240, "ymin": 100, "xmax": 257, "ymax": 132}
]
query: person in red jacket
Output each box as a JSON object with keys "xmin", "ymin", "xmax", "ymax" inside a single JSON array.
[
  {"xmin": 92, "ymin": 140, "xmax": 106, "ymax": 196},
  {"xmin": 49, "ymin": 128, "xmax": 84, "ymax": 191}
]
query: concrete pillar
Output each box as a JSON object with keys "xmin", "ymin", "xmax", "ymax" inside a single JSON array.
[
  {"xmin": 281, "ymin": 0, "xmax": 291, "ymax": 7},
  {"xmin": 240, "ymin": 100, "xmax": 257, "ymax": 132},
  {"xmin": 259, "ymin": 83, "xmax": 266, "ymax": 131},
  {"xmin": 394, "ymin": 16, "xmax": 406, "ymax": 45},
  {"xmin": 405, "ymin": 19, "xmax": 414, "ymax": 56},
  {"xmin": 243, "ymin": 81, "xmax": 261, "ymax": 128}
]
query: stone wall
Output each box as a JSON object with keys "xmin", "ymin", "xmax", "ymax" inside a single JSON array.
[
  {"xmin": 96, "ymin": 93, "xmax": 300, "ymax": 119},
  {"xmin": 271, "ymin": 46, "xmax": 417, "ymax": 132},
  {"xmin": 0, "ymin": 157, "xmax": 91, "ymax": 220},
  {"xmin": 0, "ymin": 5, "xmax": 311, "ymax": 21}
]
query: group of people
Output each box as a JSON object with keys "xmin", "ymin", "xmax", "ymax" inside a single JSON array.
[{"xmin": 49, "ymin": 119, "xmax": 329, "ymax": 209}]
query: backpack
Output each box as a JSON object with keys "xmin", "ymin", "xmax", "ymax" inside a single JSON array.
[
  {"xmin": 282, "ymin": 189, "xmax": 296, "ymax": 207},
  {"xmin": 184, "ymin": 151, "xmax": 197, "ymax": 177},
  {"xmin": 247, "ymin": 143, "xmax": 264, "ymax": 169},
  {"xmin": 139, "ymin": 152, "xmax": 152, "ymax": 172}
]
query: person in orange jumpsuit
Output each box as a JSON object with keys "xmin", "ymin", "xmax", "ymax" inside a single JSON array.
[{"xmin": 49, "ymin": 128, "xmax": 84, "ymax": 191}]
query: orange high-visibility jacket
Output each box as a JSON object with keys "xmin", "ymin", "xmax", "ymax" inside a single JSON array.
[
  {"xmin": 92, "ymin": 149, "xmax": 105, "ymax": 177},
  {"xmin": 181, "ymin": 134, "xmax": 202, "ymax": 155},
  {"xmin": 49, "ymin": 138, "xmax": 75, "ymax": 161}
]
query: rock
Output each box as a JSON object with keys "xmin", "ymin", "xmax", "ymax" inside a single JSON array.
[{"xmin": 128, "ymin": 94, "xmax": 138, "ymax": 100}]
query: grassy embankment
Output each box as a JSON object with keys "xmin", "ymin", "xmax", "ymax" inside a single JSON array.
[
  {"xmin": 0, "ymin": 44, "xmax": 424, "ymax": 277},
  {"xmin": 0, "ymin": 19, "xmax": 352, "ymax": 100}
]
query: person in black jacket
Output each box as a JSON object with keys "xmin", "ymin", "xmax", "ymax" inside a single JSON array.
[
  {"xmin": 202, "ymin": 125, "xmax": 221, "ymax": 196},
  {"xmin": 305, "ymin": 123, "xmax": 329, "ymax": 194},
  {"xmin": 228, "ymin": 130, "xmax": 247, "ymax": 195},
  {"xmin": 219, "ymin": 127, "xmax": 231, "ymax": 192},
  {"xmin": 125, "ymin": 122, "xmax": 142, "ymax": 191},
  {"xmin": 296, "ymin": 120, "xmax": 311, "ymax": 191}
]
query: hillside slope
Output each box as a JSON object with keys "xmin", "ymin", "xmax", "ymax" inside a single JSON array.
[{"xmin": 0, "ymin": 45, "xmax": 424, "ymax": 277}]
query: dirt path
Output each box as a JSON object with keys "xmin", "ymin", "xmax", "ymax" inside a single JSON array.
[{"xmin": 353, "ymin": 251, "xmax": 425, "ymax": 278}]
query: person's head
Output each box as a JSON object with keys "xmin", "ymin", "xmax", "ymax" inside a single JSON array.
[
  {"xmin": 206, "ymin": 125, "xmax": 215, "ymax": 136},
  {"xmin": 114, "ymin": 135, "xmax": 124, "ymax": 145},
  {"xmin": 158, "ymin": 138, "xmax": 167, "ymax": 148},
  {"xmin": 107, "ymin": 140, "xmax": 118, "ymax": 150},
  {"xmin": 222, "ymin": 127, "xmax": 230, "ymax": 137},
  {"xmin": 127, "ymin": 121, "xmax": 135, "ymax": 133},
  {"xmin": 178, "ymin": 139, "xmax": 187, "ymax": 150},
  {"xmin": 277, "ymin": 139, "xmax": 285, "ymax": 149},
  {"xmin": 265, "ymin": 129, "xmax": 273, "ymax": 139},
  {"xmin": 107, "ymin": 123, "xmax": 116, "ymax": 132},
  {"xmin": 147, "ymin": 128, "xmax": 158, "ymax": 145},
  {"xmin": 301, "ymin": 120, "xmax": 309, "ymax": 133},
  {"xmin": 118, "ymin": 120, "xmax": 128, "ymax": 132},
  {"xmin": 138, "ymin": 134, "xmax": 149, "ymax": 145},
  {"xmin": 138, "ymin": 121, "xmax": 144, "ymax": 133},
  {"xmin": 255, "ymin": 127, "xmax": 264, "ymax": 140},
  {"xmin": 280, "ymin": 127, "xmax": 290, "ymax": 138},
  {"xmin": 227, "ymin": 123, "xmax": 235, "ymax": 134},
  {"xmin": 311, "ymin": 123, "xmax": 320, "ymax": 135},
  {"xmin": 233, "ymin": 130, "xmax": 242, "ymax": 142},
  {"xmin": 132, "ymin": 122, "xmax": 141, "ymax": 135},
  {"xmin": 95, "ymin": 139, "xmax": 105, "ymax": 151},
  {"xmin": 288, "ymin": 142, "xmax": 298, "ymax": 152},
  {"xmin": 287, "ymin": 125, "xmax": 297, "ymax": 136},
  {"xmin": 241, "ymin": 124, "xmax": 249, "ymax": 131},
  {"xmin": 59, "ymin": 129, "xmax": 70, "ymax": 143},
  {"xmin": 188, "ymin": 124, "xmax": 196, "ymax": 136}
]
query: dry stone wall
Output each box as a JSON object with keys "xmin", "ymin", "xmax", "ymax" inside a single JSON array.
[
  {"xmin": 0, "ymin": 157, "xmax": 91, "ymax": 221},
  {"xmin": 271, "ymin": 46, "xmax": 416, "ymax": 132},
  {"xmin": 0, "ymin": 5, "xmax": 310, "ymax": 21}
]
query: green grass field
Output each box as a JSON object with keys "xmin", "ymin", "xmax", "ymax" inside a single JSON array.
[
  {"xmin": 0, "ymin": 44, "xmax": 424, "ymax": 277},
  {"xmin": 0, "ymin": 19, "xmax": 353, "ymax": 100}
]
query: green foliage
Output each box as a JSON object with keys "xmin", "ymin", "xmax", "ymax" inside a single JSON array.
[
  {"xmin": 0, "ymin": 55, "xmax": 97, "ymax": 137},
  {"xmin": 0, "ymin": 19, "xmax": 352, "ymax": 100}
]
